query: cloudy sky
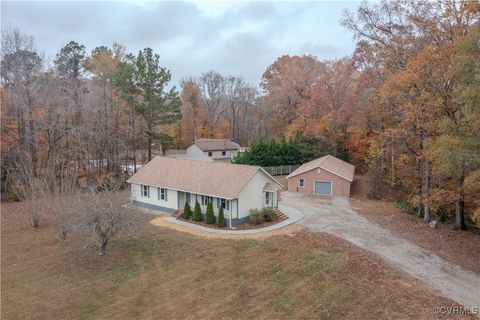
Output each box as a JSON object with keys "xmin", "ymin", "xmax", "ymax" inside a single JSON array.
[{"xmin": 2, "ymin": 0, "xmax": 360, "ymax": 87}]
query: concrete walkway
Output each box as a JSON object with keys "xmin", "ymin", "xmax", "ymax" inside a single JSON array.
[
  {"xmin": 162, "ymin": 209, "xmax": 304, "ymax": 235},
  {"xmin": 279, "ymin": 192, "xmax": 480, "ymax": 309}
]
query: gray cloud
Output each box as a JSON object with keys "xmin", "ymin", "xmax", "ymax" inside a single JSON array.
[{"xmin": 1, "ymin": 1, "xmax": 358, "ymax": 86}]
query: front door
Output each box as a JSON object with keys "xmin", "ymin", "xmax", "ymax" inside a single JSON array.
[{"xmin": 265, "ymin": 192, "xmax": 271, "ymax": 207}]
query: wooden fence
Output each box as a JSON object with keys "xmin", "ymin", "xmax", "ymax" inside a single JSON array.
[{"xmin": 261, "ymin": 164, "xmax": 301, "ymax": 176}]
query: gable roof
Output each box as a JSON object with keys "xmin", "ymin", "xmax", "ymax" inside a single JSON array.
[
  {"xmin": 287, "ymin": 155, "xmax": 355, "ymax": 182},
  {"xmin": 193, "ymin": 138, "xmax": 239, "ymax": 151},
  {"xmin": 127, "ymin": 157, "xmax": 281, "ymax": 199}
]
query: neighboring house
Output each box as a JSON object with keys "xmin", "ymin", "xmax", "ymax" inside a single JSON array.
[
  {"xmin": 164, "ymin": 150, "xmax": 213, "ymax": 162},
  {"xmin": 287, "ymin": 155, "xmax": 355, "ymax": 197},
  {"xmin": 127, "ymin": 157, "xmax": 283, "ymax": 226},
  {"xmin": 186, "ymin": 138, "xmax": 240, "ymax": 160}
]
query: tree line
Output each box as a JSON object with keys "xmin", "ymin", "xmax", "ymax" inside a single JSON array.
[{"xmin": 1, "ymin": 0, "xmax": 479, "ymax": 231}]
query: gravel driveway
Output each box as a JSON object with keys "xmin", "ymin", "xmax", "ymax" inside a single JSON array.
[{"xmin": 279, "ymin": 192, "xmax": 480, "ymax": 309}]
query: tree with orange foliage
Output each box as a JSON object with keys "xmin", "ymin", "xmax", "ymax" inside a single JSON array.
[{"xmin": 261, "ymin": 55, "xmax": 324, "ymax": 138}]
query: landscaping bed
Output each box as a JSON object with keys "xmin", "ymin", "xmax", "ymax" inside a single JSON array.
[
  {"xmin": 176, "ymin": 213, "xmax": 285, "ymax": 230},
  {"xmin": 177, "ymin": 202, "xmax": 287, "ymax": 230}
]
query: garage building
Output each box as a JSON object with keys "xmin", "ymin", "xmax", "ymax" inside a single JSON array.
[{"xmin": 286, "ymin": 155, "xmax": 355, "ymax": 197}]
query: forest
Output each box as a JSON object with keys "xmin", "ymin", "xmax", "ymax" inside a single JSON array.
[{"xmin": 1, "ymin": 0, "xmax": 479, "ymax": 231}]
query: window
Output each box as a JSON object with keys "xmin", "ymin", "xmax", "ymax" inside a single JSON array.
[
  {"xmin": 265, "ymin": 192, "xmax": 270, "ymax": 205},
  {"xmin": 222, "ymin": 151, "xmax": 226, "ymax": 156},
  {"xmin": 208, "ymin": 151, "xmax": 212, "ymax": 157},
  {"xmin": 221, "ymin": 198, "xmax": 230, "ymax": 210},
  {"xmin": 201, "ymin": 195, "xmax": 211, "ymax": 206},
  {"xmin": 158, "ymin": 188, "xmax": 167, "ymax": 201},
  {"xmin": 299, "ymin": 179, "xmax": 305, "ymax": 188},
  {"xmin": 185, "ymin": 192, "xmax": 191, "ymax": 204},
  {"xmin": 142, "ymin": 185, "xmax": 150, "ymax": 197}
]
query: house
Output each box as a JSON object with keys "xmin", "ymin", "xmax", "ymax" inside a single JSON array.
[
  {"xmin": 127, "ymin": 157, "xmax": 283, "ymax": 226},
  {"xmin": 286, "ymin": 155, "xmax": 355, "ymax": 197},
  {"xmin": 165, "ymin": 150, "xmax": 214, "ymax": 162},
  {"xmin": 186, "ymin": 138, "xmax": 240, "ymax": 160}
]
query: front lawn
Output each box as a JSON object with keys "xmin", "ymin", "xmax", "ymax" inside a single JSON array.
[{"xmin": 1, "ymin": 201, "xmax": 464, "ymax": 320}]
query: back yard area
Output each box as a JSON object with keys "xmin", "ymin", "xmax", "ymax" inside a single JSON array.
[{"xmin": 1, "ymin": 201, "xmax": 473, "ymax": 320}]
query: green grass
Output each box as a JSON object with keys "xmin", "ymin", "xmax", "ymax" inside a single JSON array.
[
  {"xmin": 277, "ymin": 292, "xmax": 294, "ymax": 313},
  {"xmin": 314, "ymin": 285, "xmax": 351, "ymax": 317},
  {"xmin": 107, "ymin": 239, "xmax": 164, "ymax": 282},
  {"xmin": 268, "ymin": 264, "xmax": 290, "ymax": 286},
  {"xmin": 76, "ymin": 302, "xmax": 97, "ymax": 320},
  {"xmin": 302, "ymin": 249, "xmax": 346, "ymax": 277}
]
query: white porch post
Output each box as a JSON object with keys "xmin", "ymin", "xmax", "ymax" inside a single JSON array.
[{"xmin": 229, "ymin": 200, "xmax": 232, "ymax": 229}]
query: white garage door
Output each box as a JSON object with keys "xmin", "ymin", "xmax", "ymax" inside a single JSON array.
[{"xmin": 314, "ymin": 181, "xmax": 332, "ymax": 196}]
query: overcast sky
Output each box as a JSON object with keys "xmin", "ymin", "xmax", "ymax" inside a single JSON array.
[{"xmin": 2, "ymin": 1, "xmax": 360, "ymax": 87}]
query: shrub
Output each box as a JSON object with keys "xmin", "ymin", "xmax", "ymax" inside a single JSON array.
[
  {"xmin": 398, "ymin": 199, "xmax": 416, "ymax": 215},
  {"xmin": 205, "ymin": 202, "xmax": 215, "ymax": 224},
  {"xmin": 263, "ymin": 207, "xmax": 276, "ymax": 221},
  {"xmin": 193, "ymin": 200, "xmax": 202, "ymax": 221},
  {"xmin": 183, "ymin": 201, "xmax": 192, "ymax": 219},
  {"xmin": 249, "ymin": 207, "xmax": 277, "ymax": 225},
  {"xmin": 249, "ymin": 209, "xmax": 264, "ymax": 225},
  {"xmin": 218, "ymin": 206, "xmax": 225, "ymax": 227}
]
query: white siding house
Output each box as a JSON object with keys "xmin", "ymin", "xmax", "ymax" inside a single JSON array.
[
  {"xmin": 186, "ymin": 138, "xmax": 240, "ymax": 160},
  {"xmin": 127, "ymin": 157, "xmax": 282, "ymax": 226}
]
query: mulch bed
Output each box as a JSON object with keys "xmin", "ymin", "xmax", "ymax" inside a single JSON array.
[{"xmin": 176, "ymin": 214, "xmax": 284, "ymax": 230}]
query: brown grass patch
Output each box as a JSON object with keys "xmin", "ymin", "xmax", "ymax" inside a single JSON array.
[{"xmin": 1, "ymin": 201, "xmax": 472, "ymax": 320}]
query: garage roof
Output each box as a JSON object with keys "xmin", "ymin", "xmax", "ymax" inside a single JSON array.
[{"xmin": 287, "ymin": 155, "xmax": 355, "ymax": 182}]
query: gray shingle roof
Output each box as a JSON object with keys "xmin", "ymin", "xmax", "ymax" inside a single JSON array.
[{"xmin": 194, "ymin": 138, "xmax": 239, "ymax": 151}]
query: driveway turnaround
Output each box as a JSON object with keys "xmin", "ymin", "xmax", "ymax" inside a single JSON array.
[{"xmin": 280, "ymin": 192, "xmax": 480, "ymax": 309}]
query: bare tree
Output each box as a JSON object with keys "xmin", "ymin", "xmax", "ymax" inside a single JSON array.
[
  {"xmin": 71, "ymin": 186, "xmax": 140, "ymax": 256},
  {"xmin": 8, "ymin": 159, "xmax": 46, "ymax": 228},
  {"xmin": 198, "ymin": 71, "xmax": 227, "ymax": 137}
]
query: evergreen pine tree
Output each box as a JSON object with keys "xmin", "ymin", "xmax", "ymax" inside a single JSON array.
[
  {"xmin": 193, "ymin": 200, "xmax": 202, "ymax": 221},
  {"xmin": 217, "ymin": 206, "xmax": 225, "ymax": 227},
  {"xmin": 183, "ymin": 201, "xmax": 192, "ymax": 219},
  {"xmin": 205, "ymin": 201, "xmax": 215, "ymax": 224}
]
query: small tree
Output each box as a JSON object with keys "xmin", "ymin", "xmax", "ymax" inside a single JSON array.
[
  {"xmin": 217, "ymin": 206, "xmax": 225, "ymax": 227},
  {"xmin": 205, "ymin": 201, "xmax": 215, "ymax": 224},
  {"xmin": 73, "ymin": 186, "xmax": 141, "ymax": 256},
  {"xmin": 193, "ymin": 200, "xmax": 202, "ymax": 221},
  {"xmin": 9, "ymin": 159, "xmax": 45, "ymax": 228},
  {"xmin": 183, "ymin": 201, "xmax": 192, "ymax": 219}
]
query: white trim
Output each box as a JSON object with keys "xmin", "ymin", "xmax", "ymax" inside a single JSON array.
[
  {"xmin": 298, "ymin": 178, "xmax": 305, "ymax": 188},
  {"xmin": 257, "ymin": 167, "xmax": 284, "ymax": 189},
  {"xmin": 129, "ymin": 182, "xmax": 236, "ymax": 200},
  {"xmin": 232, "ymin": 167, "xmax": 283, "ymax": 199},
  {"xmin": 313, "ymin": 180, "xmax": 333, "ymax": 196},
  {"xmin": 128, "ymin": 166, "xmax": 283, "ymax": 201},
  {"xmin": 317, "ymin": 166, "xmax": 353, "ymax": 182}
]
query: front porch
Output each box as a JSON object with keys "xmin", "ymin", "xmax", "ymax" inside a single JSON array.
[{"xmin": 176, "ymin": 191, "xmax": 245, "ymax": 227}]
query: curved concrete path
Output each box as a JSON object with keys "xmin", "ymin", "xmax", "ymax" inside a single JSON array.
[
  {"xmin": 280, "ymin": 192, "xmax": 480, "ymax": 309},
  {"xmin": 162, "ymin": 209, "xmax": 304, "ymax": 235}
]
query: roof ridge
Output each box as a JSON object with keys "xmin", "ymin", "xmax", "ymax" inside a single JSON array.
[{"xmin": 154, "ymin": 155, "xmax": 259, "ymax": 169}]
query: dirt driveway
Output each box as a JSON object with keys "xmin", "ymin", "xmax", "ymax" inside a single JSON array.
[{"xmin": 279, "ymin": 192, "xmax": 480, "ymax": 309}]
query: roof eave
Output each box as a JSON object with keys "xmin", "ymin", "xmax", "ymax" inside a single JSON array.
[{"xmin": 286, "ymin": 166, "xmax": 354, "ymax": 182}]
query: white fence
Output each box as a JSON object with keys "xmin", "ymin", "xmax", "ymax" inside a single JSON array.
[{"xmin": 261, "ymin": 164, "xmax": 301, "ymax": 176}]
